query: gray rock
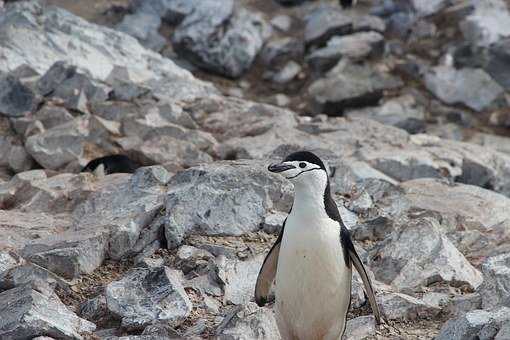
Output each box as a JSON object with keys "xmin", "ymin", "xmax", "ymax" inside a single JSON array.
[
  {"xmin": 309, "ymin": 61, "xmax": 402, "ymax": 115},
  {"xmin": 305, "ymin": 6, "xmax": 353, "ymax": 47},
  {"xmin": 270, "ymin": 15, "xmax": 292, "ymax": 32},
  {"xmin": 307, "ymin": 32, "xmax": 384, "ymax": 72},
  {"xmin": 0, "ymin": 74, "xmax": 38, "ymax": 117},
  {"xmin": 260, "ymin": 37, "xmax": 304, "ymax": 66},
  {"xmin": 421, "ymin": 292, "xmax": 450, "ymax": 308},
  {"xmin": 263, "ymin": 211, "xmax": 287, "ymax": 234},
  {"xmin": 117, "ymin": 12, "xmax": 166, "ymax": 51},
  {"xmin": 424, "ymin": 65, "xmax": 504, "ymax": 112},
  {"xmin": 0, "ymin": 210, "xmax": 72, "ymax": 250},
  {"xmin": 0, "ymin": 262, "xmax": 70, "ymax": 292},
  {"xmin": 369, "ymin": 217, "xmax": 483, "ymax": 291},
  {"xmin": 411, "ymin": 0, "xmax": 450, "ymax": 17},
  {"xmin": 105, "ymin": 266, "xmax": 192, "ymax": 330},
  {"xmin": 446, "ymin": 293, "xmax": 482, "ymax": 316},
  {"xmin": 343, "ymin": 315, "xmax": 376, "ymax": 340},
  {"xmin": 0, "ymin": 1, "xmax": 214, "ymax": 101},
  {"xmin": 496, "ymin": 322, "xmax": 510, "ymax": 340},
  {"xmin": 0, "ymin": 250, "xmax": 22, "ymax": 275},
  {"xmin": 377, "ymin": 292, "xmax": 441, "ymax": 320},
  {"xmin": 175, "ymin": 245, "xmax": 214, "ymax": 275},
  {"xmin": 460, "ymin": 0, "xmax": 510, "ymax": 48},
  {"xmin": 437, "ymin": 307, "xmax": 510, "ymax": 340},
  {"xmin": 346, "ymin": 95, "xmax": 426, "ymax": 134},
  {"xmin": 7, "ymin": 145, "xmax": 34, "ymax": 173},
  {"xmin": 0, "ymin": 284, "xmax": 96, "ymax": 339},
  {"xmin": 478, "ymin": 253, "xmax": 510, "ymax": 309},
  {"xmin": 79, "ymin": 295, "xmax": 108, "ymax": 323},
  {"xmin": 25, "ymin": 117, "xmax": 90, "ymax": 170},
  {"xmin": 120, "ymin": 135, "xmax": 213, "ymax": 168},
  {"xmin": 216, "ymin": 254, "xmax": 264, "ymax": 305},
  {"xmin": 271, "ymin": 61, "xmax": 302, "ymax": 84},
  {"xmin": 172, "ymin": 1, "xmax": 270, "ymax": 78},
  {"xmin": 216, "ymin": 303, "xmax": 280, "ymax": 339},
  {"xmin": 468, "ymin": 132, "xmax": 510, "ymax": 155},
  {"xmin": 486, "ymin": 38, "xmax": 510, "ymax": 90},
  {"xmin": 21, "ymin": 231, "xmax": 109, "ymax": 280},
  {"xmin": 165, "ymin": 160, "xmax": 292, "ymax": 248},
  {"xmin": 72, "ymin": 166, "xmax": 169, "ymax": 259}
]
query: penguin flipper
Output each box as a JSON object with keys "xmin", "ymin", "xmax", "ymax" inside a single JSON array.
[
  {"xmin": 255, "ymin": 219, "xmax": 286, "ymax": 306},
  {"xmin": 348, "ymin": 246, "xmax": 382, "ymax": 324}
]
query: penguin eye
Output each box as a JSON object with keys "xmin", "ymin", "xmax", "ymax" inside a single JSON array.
[{"xmin": 299, "ymin": 162, "xmax": 307, "ymax": 168}]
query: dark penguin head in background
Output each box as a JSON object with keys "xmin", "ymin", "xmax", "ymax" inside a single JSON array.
[{"xmin": 81, "ymin": 155, "xmax": 139, "ymax": 176}]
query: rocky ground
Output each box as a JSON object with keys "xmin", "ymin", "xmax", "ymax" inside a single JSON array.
[{"xmin": 1, "ymin": 0, "xmax": 510, "ymax": 339}]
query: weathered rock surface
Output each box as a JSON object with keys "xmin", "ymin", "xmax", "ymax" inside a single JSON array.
[
  {"xmin": 0, "ymin": 284, "xmax": 96, "ymax": 339},
  {"xmin": 216, "ymin": 303, "xmax": 280, "ymax": 340},
  {"xmin": 437, "ymin": 307, "xmax": 510, "ymax": 340},
  {"xmin": 106, "ymin": 266, "xmax": 192, "ymax": 330},
  {"xmin": 377, "ymin": 292, "xmax": 441, "ymax": 320},
  {"xmin": 0, "ymin": 1, "xmax": 214, "ymax": 100},
  {"xmin": 165, "ymin": 161, "xmax": 292, "ymax": 248},
  {"xmin": 171, "ymin": 0, "xmax": 271, "ymax": 78},
  {"xmin": 0, "ymin": 73, "xmax": 38, "ymax": 117},
  {"xmin": 343, "ymin": 315, "xmax": 377, "ymax": 340},
  {"xmin": 309, "ymin": 61, "xmax": 402, "ymax": 115},
  {"xmin": 304, "ymin": 6, "xmax": 353, "ymax": 47},
  {"xmin": 478, "ymin": 253, "xmax": 510, "ymax": 309},
  {"xmin": 424, "ymin": 66, "xmax": 504, "ymax": 112},
  {"xmin": 369, "ymin": 217, "xmax": 483, "ymax": 291}
]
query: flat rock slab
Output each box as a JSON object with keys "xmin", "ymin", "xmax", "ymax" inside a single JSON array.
[
  {"xmin": 165, "ymin": 160, "xmax": 292, "ymax": 248},
  {"xmin": 0, "ymin": 284, "xmax": 96, "ymax": 339},
  {"xmin": 369, "ymin": 217, "xmax": 483, "ymax": 291},
  {"xmin": 106, "ymin": 266, "xmax": 192, "ymax": 330},
  {"xmin": 216, "ymin": 303, "xmax": 280, "ymax": 339},
  {"xmin": 424, "ymin": 66, "xmax": 504, "ymax": 112}
]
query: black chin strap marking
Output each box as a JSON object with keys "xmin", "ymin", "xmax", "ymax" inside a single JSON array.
[{"xmin": 286, "ymin": 167, "xmax": 322, "ymax": 179}]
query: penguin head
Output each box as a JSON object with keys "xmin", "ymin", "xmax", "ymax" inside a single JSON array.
[{"xmin": 268, "ymin": 151, "xmax": 329, "ymax": 190}]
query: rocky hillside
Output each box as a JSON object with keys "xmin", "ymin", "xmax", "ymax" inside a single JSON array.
[{"xmin": 1, "ymin": 0, "xmax": 510, "ymax": 339}]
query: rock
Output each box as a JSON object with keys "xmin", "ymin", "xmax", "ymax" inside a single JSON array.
[
  {"xmin": 411, "ymin": 0, "xmax": 450, "ymax": 17},
  {"xmin": 270, "ymin": 15, "xmax": 292, "ymax": 32},
  {"xmin": 25, "ymin": 117, "xmax": 91, "ymax": 170},
  {"xmin": 0, "ymin": 210, "xmax": 72, "ymax": 250},
  {"xmin": 446, "ymin": 293, "xmax": 482, "ymax": 316},
  {"xmin": 165, "ymin": 160, "xmax": 292, "ymax": 248},
  {"xmin": 309, "ymin": 61, "xmax": 402, "ymax": 115},
  {"xmin": 346, "ymin": 95, "xmax": 426, "ymax": 134},
  {"xmin": 467, "ymin": 132, "xmax": 510, "ymax": 155},
  {"xmin": 116, "ymin": 12, "xmax": 165, "ymax": 51},
  {"xmin": 121, "ymin": 135, "xmax": 213, "ymax": 168},
  {"xmin": 106, "ymin": 266, "xmax": 192, "ymax": 330},
  {"xmin": 0, "ymin": 250, "xmax": 22, "ymax": 275},
  {"xmin": 37, "ymin": 61, "xmax": 108, "ymax": 113},
  {"xmin": 424, "ymin": 65, "xmax": 504, "ymax": 112},
  {"xmin": 402, "ymin": 179, "xmax": 510, "ymax": 257},
  {"xmin": 171, "ymin": 0, "xmax": 270, "ymax": 78},
  {"xmin": 216, "ymin": 254, "xmax": 264, "ymax": 305},
  {"xmin": 0, "ymin": 73, "xmax": 38, "ymax": 117},
  {"xmin": 304, "ymin": 6, "xmax": 353, "ymax": 47},
  {"xmin": 271, "ymin": 61, "xmax": 302, "ymax": 84},
  {"xmin": 486, "ymin": 38, "xmax": 510, "ymax": 90},
  {"xmin": 437, "ymin": 307, "xmax": 510, "ymax": 340},
  {"xmin": 260, "ymin": 37, "xmax": 304, "ymax": 66},
  {"xmin": 496, "ymin": 322, "xmax": 510, "ymax": 340},
  {"xmin": 175, "ymin": 245, "xmax": 214, "ymax": 275},
  {"xmin": 307, "ymin": 32, "xmax": 384, "ymax": 72},
  {"xmin": 21, "ymin": 231, "xmax": 109, "ymax": 280},
  {"xmin": 72, "ymin": 166, "xmax": 169, "ymax": 260},
  {"xmin": 421, "ymin": 292, "xmax": 450, "ymax": 308},
  {"xmin": 0, "ymin": 1, "xmax": 214, "ymax": 101},
  {"xmin": 343, "ymin": 315, "xmax": 377, "ymax": 340},
  {"xmin": 8, "ymin": 145, "xmax": 34, "ymax": 173},
  {"xmin": 216, "ymin": 303, "xmax": 280, "ymax": 339},
  {"xmin": 369, "ymin": 217, "xmax": 483, "ymax": 291},
  {"xmin": 263, "ymin": 211, "xmax": 287, "ymax": 234},
  {"xmin": 0, "ymin": 284, "xmax": 96, "ymax": 339},
  {"xmin": 79, "ymin": 295, "xmax": 108, "ymax": 323},
  {"xmin": 377, "ymin": 292, "xmax": 441, "ymax": 320},
  {"xmin": 478, "ymin": 253, "xmax": 510, "ymax": 309},
  {"xmin": 460, "ymin": 0, "xmax": 510, "ymax": 48}
]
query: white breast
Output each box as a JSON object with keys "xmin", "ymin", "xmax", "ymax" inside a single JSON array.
[{"xmin": 275, "ymin": 211, "xmax": 352, "ymax": 340}]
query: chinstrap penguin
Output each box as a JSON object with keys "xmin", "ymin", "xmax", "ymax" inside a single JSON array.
[
  {"xmin": 81, "ymin": 154, "xmax": 139, "ymax": 176},
  {"xmin": 255, "ymin": 151, "xmax": 381, "ymax": 340}
]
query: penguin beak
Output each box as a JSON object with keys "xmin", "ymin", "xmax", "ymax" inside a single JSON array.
[{"xmin": 268, "ymin": 163, "xmax": 296, "ymax": 173}]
